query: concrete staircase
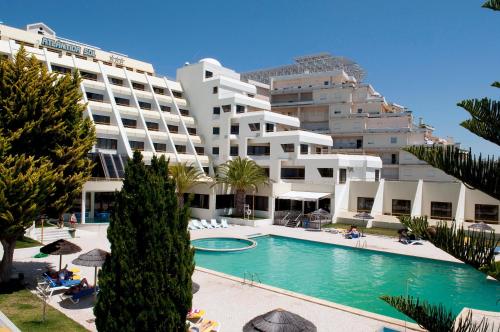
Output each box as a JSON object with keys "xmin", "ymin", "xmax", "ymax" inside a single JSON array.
[{"xmin": 32, "ymin": 227, "xmax": 74, "ymax": 242}]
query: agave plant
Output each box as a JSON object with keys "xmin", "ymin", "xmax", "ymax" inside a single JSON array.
[{"xmin": 213, "ymin": 157, "xmax": 269, "ymax": 216}]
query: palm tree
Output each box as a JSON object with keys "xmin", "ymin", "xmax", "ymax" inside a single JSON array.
[
  {"xmin": 170, "ymin": 163, "xmax": 205, "ymax": 207},
  {"xmin": 213, "ymin": 157, "xmax": 269, "ymax": 217}
]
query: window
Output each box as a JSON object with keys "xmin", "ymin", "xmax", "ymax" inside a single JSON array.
[
  {"xmin": 222, "ymin": 105, "xmax": 231, "ymax": 113},
  {"xmin": 216, "ymin": 194, "xmax": 234, "ymax": 209},
  {"xmin": 175, "ymin": 145, "xmax": 186, "ymax": 153},
  {"xmin": 375, "ymin": 169, "xmax": 380, "ymax": 181},
  {"xmin": 132, "ymin": 82, "xmax": 145, "ymax": 91},
  {"xmin": 80, "ymin": 71, "xmax": 97, "ymax": 81},
  {"xmin": 247, "ymin": 145, "xmax": 270, "ymax": 156},
  {"xmin": 266, "ymin": 123, "xmax": 275, "ymax": 132},
  {"xmin": 153, "ymin": 86, "xmax": 165, "ymax": 95},
  {"xmin": 172, "ymin": 90, "xmax": 182, "ymax": 98},
  {"xmin": 324, "ymin": 81, "xmax": 329, "ymax": 86},
  {"xmin": 357, "ymin": 197, "xmax": 374, "ymax": 212},
  {"xmin": 249, "ymin": 123, "xmax": 260, "ymax": 131},
  {"xmin": 121, "ymin": 118, "xmax": 137, "ymax": 128},
  {"xmin": 213, "ymin": 86, "xmax": 218, "ymax": 94},
  {"xmin": 334, "ymin": 110, "xmax": 341, "ymax": 114},
  {"xmin": 281, "ymin": 168, "xmax": 305, "ymax": 180},
  {"xmin": 317, "ymin": 168, "xmax": 334, "ymax": 178},
  {"xmin": 167, "ymin": 125, "xmax": 179, "ymax": 133},
  {"xmin": 281, "ymin": 144, "xmax": 294, "ymax": 153},
  {"xmin": 212, "ymin": 127, "xmax": 220, "ymax": 135},
  {"xmin": 230, "ymin": 146, "xmax": 238, "ymax": 156},
  {"xmin": 431, "ymin": 201, "xmax": 452, "ymax": 220},
  {"xmin": 109, "ymin": 77, "xmax": 123, "ymax": 86},
  {"xmin": 179, "ymin": 109, "xmax": 189, "ymax": 116},
  {"xmin": 51, "ymin": 65, "xmax": 71, "ymax": 74},
  {"xmin": 115, "ymin": 97, "xmax": 130, "ymax": 106},
  {"xmin": 213, "ymin": 107, "xmax": 220, "ymax": 115},
  {"xmin": 153, "ymin": 143, "xmax": 167, "ymax": 152},
  {"xmin": 138, "ymin": 101, "xmax": 151, "ymax": 110},
  {"xmin": 475, "ymin": 204, "xmax": 499, "ymax": 222},
  {"xmin": 129, "ymin": 140, "xmax": 144, "ymax": 151},
  {"xmin": 391, "ymin": 154, "xmax": 398, "ymax": 164},
  {"xmin": 146, "ymin": 122, "xmax": 159, "ymax": 131},
  {"xmin": 230, "ymin": 125, "xmax": 239, "ymax": 135},
  {"xmin": 93, "ymin": 115, "xmax": 110, "ymax": 125},
  {"xmin": 236, "ymin": 105, "xmax": 245, "ymax": 113},
  {"xmin": 357, "ymin": 108, "xmax": 363, "ymax": 113},
  {"xmin": 96, "ymin": 138, "xmax": 117, "ymax": 150},
  {"xmin": 187, "ymin": 127, "xmax": 197, "ymax": 135},
  {"xmin": 160, "ymin": 105, "xmax": 170, "ymax": 112},
  {"xmin": 212, "ymin": 147, "xmax": 219, "ymax": 155},
  {"xmin": 195, "ymin": 146, "xmax": 204, "ymax": 154},
  {"xmin": 246, "ymin": 195, "xmax": 269, "ymax": 211},
  {"xmin": 184, "ymin": 193, "xmax": 209, "ymax": 209},
  {"xmin": 205, "ymin": 70, "xmax": 213, "ymax": 78},
  {"xmin": 86, "ymin": 92, "xmax": 104, "ymax": 102},
  {"xmin": 390, "ymin": 137, "xmax": 397, "ymax": 144},
  {"xmin": 300, "ymin": 144, "xmax": 308, "ymax": 154},
  {"xmin": 392, "ymin": 199, "xmax": 411, "ymax": 216},
  {"xmin": 339, "ymin": 168, "xmax": 347, "ymax": 184}
]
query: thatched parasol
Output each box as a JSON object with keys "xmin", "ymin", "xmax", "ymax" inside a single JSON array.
[
  {"xmin": 192, "ymin": 281, "xmax": 200, "ymax": 294},
  {"xmin": 243, "ymin": 308, "xmax": 317, "ymax": 332},
  {"xmin": 40, "ymin": 239, "xmax": 82, "ymax": 270},
  {"xmin": 72, "ymin": 248, "xmax": 109, "ymax": 287},
  {"xmin": 468, "ymin": 222, "xmax": 494, "ymax": 232}
]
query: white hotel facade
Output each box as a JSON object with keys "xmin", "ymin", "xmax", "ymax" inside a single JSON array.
[{"xmin": 1, "ymin": 23, "xmax": 498, "ymax": 230}]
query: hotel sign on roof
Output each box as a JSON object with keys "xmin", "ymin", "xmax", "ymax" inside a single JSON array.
[{"xmin": 41, "ymin": 37, "xmax": 96, "ymax": 57}]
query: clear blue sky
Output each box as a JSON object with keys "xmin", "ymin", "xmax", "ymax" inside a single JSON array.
[{"xmin": 1, "ymin": 0, "xmax": 499, "ymax": 156}]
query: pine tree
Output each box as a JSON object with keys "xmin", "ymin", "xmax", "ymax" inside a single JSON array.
[
  {"xmin": 94, "ymin": 152, "xmax": 194, "ymax": 331},
  {"xmin": 0, "ymin": 47, "xmax": 94, "ymax": 282}
]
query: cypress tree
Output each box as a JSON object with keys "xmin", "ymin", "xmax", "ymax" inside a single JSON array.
[{"xmin": 94, "ymin": 151, "xmax": 194, "ymax": 331}]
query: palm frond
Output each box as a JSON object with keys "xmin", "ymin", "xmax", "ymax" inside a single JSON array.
[
  {"xmin": 457, "ymin": 98, "xmax": 500, "ymax": 145},
  {"xmin": 482, "ymin": 0, "xmax": 500, "ymax": 10},
  {"xmin": 404, "ymin": 145, "xmax": 500, "ymax": 200}
]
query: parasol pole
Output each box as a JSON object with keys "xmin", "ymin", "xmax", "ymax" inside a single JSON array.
[
  {"xmin": 59, "ymin": 255, "xmax": 62, "ymax": 271},
  {"xmin": 94, "ymin": 266, "xmax": 98, "ymax": 294}
]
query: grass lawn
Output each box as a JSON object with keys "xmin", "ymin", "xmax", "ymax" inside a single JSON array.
[
  {"xmin": 0, "ymin": 284, "xmax": 88, "ymax": 331},
  {"xmin": 15, "ymin": 236, "xmax": 42, "ymax": 249},
  {"xmin": 323, "ymin": 223, "xmax": 399, "ymax": 237}
]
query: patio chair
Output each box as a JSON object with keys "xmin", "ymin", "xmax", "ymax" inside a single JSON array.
[
  {"xmin": 220, "ymin": 219, "xmax": 229, "ymax": 228},
  {"xmin": 59, "ymin": 287, "xmax": 98, "ymax": 304},
  {"xmin": 200, "ymin": 219, "xmax": 213, "ymax": 229},
  {"xmin": 210, "ymin": 219, "xmax": 221, "ymax": 228},
  {"xmin": 192, "ymin": 220, "xmax": 205, "ymax": 229}
]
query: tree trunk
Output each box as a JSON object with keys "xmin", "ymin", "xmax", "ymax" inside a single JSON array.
[
  {"xmin": 178, "ymin": 193, "xmax": 184, "ymax": 208},
  {"xmin": 0, "ymin": 236, "xmax": 18, "ymax": 284},
  {"xmin": 235, "ymin": 190, "xmax": 245, "ymax": 217}
]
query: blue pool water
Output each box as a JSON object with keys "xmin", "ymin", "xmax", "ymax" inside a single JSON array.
[
  {"xmin": 194, "ymin": 235, "xmax": 500, "ymax": 320},
  {"xmin": 192, "ymin": 237, "xmax": 254, "ymax": 250}
]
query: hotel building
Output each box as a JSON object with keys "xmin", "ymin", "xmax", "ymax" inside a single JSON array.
[{"xmin": 1, "ymin": 24, "xmax": 498, "ymax": 230}]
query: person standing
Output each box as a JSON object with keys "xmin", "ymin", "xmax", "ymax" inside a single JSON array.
[{"xmin": 70, "ymin": 213, "xmax": 77, "ymax": 229}]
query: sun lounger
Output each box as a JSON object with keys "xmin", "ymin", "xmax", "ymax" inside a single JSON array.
[
  {"xmin": 210, "ymin": 219, "xmax": 221, "ymax": 228},
  {"xmin": 59, "ymin": 287, "xmax": 98, "ymax": 304},
  {"xmin": 39, "ymin": 274, "xmax": 82, "ymax": 296},
  {"xmin": 192, "ymin": 220, "xmax": 205, "ymax": 229},
  {"xmin": 188, "ymin": 222, "xmax": 198, "ymax": 230},
  {"xmin": 200, "ymin": 219, "xmax": 213, "ymax": 229},
  {"xmin": 196, "ymin": 319, "xmax": 220, "ymax": 332},
  {"xmin": 220, "ymin": 219, "xmax": 229, "ymax": 228},
  {"xmin": 187, "ymin": 309, "xmax": 206, "ymax": 324}
]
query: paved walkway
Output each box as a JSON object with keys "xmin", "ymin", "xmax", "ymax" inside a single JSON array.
[{"xmin": 11, "ymin": 224, "xmax": 466, "ymax": 331}]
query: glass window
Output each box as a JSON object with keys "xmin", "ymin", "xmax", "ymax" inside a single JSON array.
[
  {"xmin": 213, "ymin": 86, "xmax": 218, "ymax": 94},
  {"xmin": 86, "ymin": 92, "xmax": 104, "ymax": 102},
  {"xmin": 357, "ymin": 197, "xmax": 374, "ymax": 212},
  {"xmin": 179, "ymin": 109, "xmax": 189, "ymax": 116},
  {"xmin": 129, "ymin": 140, "xmax": 144, "ymax": 151},
  {"xmin": 93, "ymin": 115, "xmax": 110, "ymax": 125},
  {"xmin": 187, "ymin": 127, "xmax": 197, "ymax": 135},
  {"xmin": 357, "ymin": 108, "xmax": 363, "ymax": 113},
  {"xmin": 300, "ymin": 144, "xmax": 308, "ymax": 154},
  {"xmin": 266, "ymin": 123, "xmax": 275, "ymax": 132},
  {"xmin": 172, "ymin": 90, "xmax": 182, "ymax": 98},
  {"xmin": 249, "ymin": 123, "xmax": 260, "ymax": 131},
  {"xmin": 109, "ymin": 77, "xmax": 123, "ymax": 86},
  {"xmin": 216, "ymin": 194, "xmax": 234, "ymax": 209},
  {"xmin": 430, "ymin": 201, "xmax": 452, "ymax": 219},
  {"xmin": 146, "ymin": 122, "xmax": 159, "ymax": 131},
  {"xmin": 121, "ymin": 118, "xmax": 137, "ymax": 128},
  {"xmin": 246, "ymin": 195, "xmax": 269, "ymax": 211},
  {"xmin": 153, "ymin": 86, "xmax": 165, "ymax": 95},
  {"xmin": 230, "ymin": 146, "xmax": 238, "ymax": 156},
  {"xmin": 132, "ymin": 82, "xmax": 145, "ymax": 91},
  {"xmin": 80, "ymin": 71, "xmax": 97, "ymax": 81},
  {"xmin": 281, "ymin": 168, "xmax": 305, "ymax": 180},
  {"xmin": 115, "ymin": 97, "xmax": 130, "ymax": 106},
  {"xmin": 475, "ymin": 204, "xmax": 499, "ymax": 222},
  {"xmin": 339, "ymin": 168, "xmax": 347, "ymax": 184},
  {"xmin": 167, "ymin": 125, "xmax": 178, "ymax": 133},
  {"xmin": 184, "ymin": 193, "xmax": 209, "ymax": 209},
  {"xmin": 230, "ymin": 125, "xmax": 239, "ymax": 135},
  {"xmin": 96, "ymin": 138, "xmax": 117, "ymax": 150},
  {"xmin": 247, "ymin": 145, "xmax": 270, "ymax": 156},
  {"xmin": 390, "ymin": 137, "xmax": 398, "ymax": 144},
  {"xmin": 175, "ymin": 145, "xmax": 186, "ymax": 153},
  {"xmin": 138, "ymin": 101, "xmax": 151, "ymax": 110},
  {"xmin": 160, "ymin": 105, "xmax": 170, "ymax": 112},
  {"xmin": 51, "ymin": 65, "xmax": 71, "ymax": 74},
  {"xmin": 205, "ymin": 70, "xmax": 213, "ymax": 78},
  {"xmin": 212, "ymin": 147, "xmax": 219, "ymax": 155},
  {"xmin": 213, "ymin": 127, "xmax": 220, "ymax": 135},
  {"xmin": 213, "ymin": 107, "xmax": 220, "ymax": 115},
  {"xmin": 317, "ymin": 168, "xmax": 334, "ymax": 178},
  {"xmin": 281, "ymin": 144, "xmax": 294, "ymax": 153},
  {"xmin": 195, "ymin": 146, "xmax": 204, "ymax": 154},
  {"xmin": 392, "ymin": 199, "xmax": 411, "ymax": 216},
  {"xmin": 236, "ymin": 105, "xmax": 245, "ymax": 113},
  {"xmin": 222, "ymin": 105, "xmax": 231, "ymax": 112},
  {"xmin": 153, "ymin": 143, "xmax": 166, "ymax": 152},
  {"xmin": 375, "ymin": 169, "xmax": 380, "ymax": 181}
]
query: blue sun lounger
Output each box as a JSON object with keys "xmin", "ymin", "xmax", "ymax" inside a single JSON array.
[
  {"xmin": 60, "ymin": 287, "xmax": 99, "ymax": 304},
  {"xmin": 40, "ymin": 273, "xmax": 82, "ymax": 296}
]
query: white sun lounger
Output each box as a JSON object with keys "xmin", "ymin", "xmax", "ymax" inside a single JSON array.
[
  {"xmin": 210, "ymin": 219, "xmax": 221, "ymax": 228},
  {"xmin": 192, "ymin": 220, "xmax": 205, "ymax": 229},
  {"xmin": 220, "ymin": 218, "xmax": 229, "ymax": 228},
  {"xmin": 188, "ymin": 222, "xmax": 198, "ymax": 230},
  {"xmin": 200, "ymin": 219, "xmax": 213, "ymax": 229}
]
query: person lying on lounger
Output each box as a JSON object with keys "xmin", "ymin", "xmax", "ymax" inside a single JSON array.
[
  {"xmin": 63, "ymin": 278, "xmax": 90, "ymax": 295},
  {"xmin": 345, "ymin": 226, "xmax": 360, "ymax": 239}
]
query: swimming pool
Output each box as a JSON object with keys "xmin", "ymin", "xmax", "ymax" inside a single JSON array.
[
  {"xmin": 194, "ymin": 235, "xmax": 500, "ymax": 320},
  {"xmin": 191, "ymin": 237, "xmax": 256, "ymax": 251}
]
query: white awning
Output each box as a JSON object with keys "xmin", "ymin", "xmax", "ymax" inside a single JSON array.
[{"xmin": 277, "ymin": 191, "xmax": 331, "ymax": 201}]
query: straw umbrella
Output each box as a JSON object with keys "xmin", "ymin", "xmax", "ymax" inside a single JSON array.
[
  {"xmin": 468, "ymin": 222, "xmax": 494, "ymax": 231},
  {"xmin": 354, "ymin": 212, "xmax": 374, "ymax": 226},
  {"xmin": 243, "ymin": 308, "xmax": 317, "ymax": 332},
  {"xmin": 72, "ymin": 248, "xmax": 109, "ymax": 287},
  {"xmin": 40, "ymin": 239, "xmax": 82, "ymax": 270}
]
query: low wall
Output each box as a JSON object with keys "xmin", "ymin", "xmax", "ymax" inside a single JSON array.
[
  {"xmin": 76, "ymin": 223, "xmax": 109, "ymax": 233},
  {"xmin": 225, "ymin": 217, "xmax": 273, "ymax": 227}
]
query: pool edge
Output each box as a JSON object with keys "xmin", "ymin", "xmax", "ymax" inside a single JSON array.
[{"xmin": 195, "ymin": 266, "xmax": 426, "ymax": 331}]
